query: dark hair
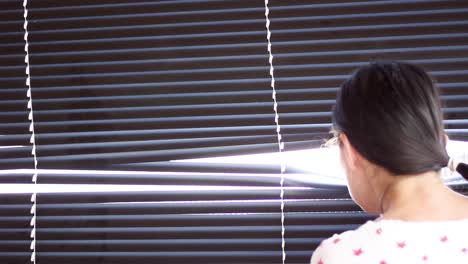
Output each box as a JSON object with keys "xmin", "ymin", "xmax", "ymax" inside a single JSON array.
[{"xmin": 332, "ymin": 61, "xmax": 468, "ymax": 180}]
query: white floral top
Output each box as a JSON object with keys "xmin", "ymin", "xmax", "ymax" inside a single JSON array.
[{"xmin": 311, "ymin": 219, "xmax": 468, "ymax": 264}]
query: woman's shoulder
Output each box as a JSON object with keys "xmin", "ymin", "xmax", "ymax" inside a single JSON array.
[
  {"xmin": 310, "ymin": 221, "xmax": 380, "ymax": 264},
  {"xmin": 310, "ymin": 219, "xmax": 468, "ymax": 264}
]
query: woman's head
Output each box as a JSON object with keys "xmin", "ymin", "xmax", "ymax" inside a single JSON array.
[
  {"xmin": 333, "ymin": 61, "xmax": 449, "ymax": 174},
  {"xmin": 332, "ymin": 61, "xmax": 450, "ymax": 211}
]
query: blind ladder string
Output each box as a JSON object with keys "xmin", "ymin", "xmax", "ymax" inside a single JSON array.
[
  {"xmin": 264, "ymin": 1, "xmax": 287, "ymax": 263},
  {"xmin": 22, "ymin": 1, "xmax": 38, "ymax": 263}
]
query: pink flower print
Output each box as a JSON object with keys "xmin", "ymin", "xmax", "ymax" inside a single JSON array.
[
  {"xmin": 462, "ymin": 248, "xmax": 467, "ymax": 254},
  {"xmin": 397, "ymin": 241, "xmax": 406, "ymax": 248},
  {"xmin": 333, "ymin": 238, "xmax": 341, "ymax": 244},
  {"xmin": 353, "ymin": 248, "xmax": 363, "ymax": 256},
  {"xmin": 317, "ymin": 258, "xmax": 324, "ymax": 264},
  {"xmin": 440, "ymin": 236, "xmax": 448, "ymax": 243},
  {"xmin": 376, "ymin": 228, "xmax": 383, "ymax": 235},
  {"xmin": 379, "ymin": 261, "xmax": 387, "ymax": 264},
  {"xmin": 422, "ymin": 255, "xmax": 428, "ymax": 261}
]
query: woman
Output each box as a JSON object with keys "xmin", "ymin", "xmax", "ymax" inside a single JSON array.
[{"xmin": 311, "ymin": 61, "xmax": 468, "ymax": 263}]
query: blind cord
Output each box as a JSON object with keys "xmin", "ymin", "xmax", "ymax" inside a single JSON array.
[
  {"xmin": 23, "ymin": 0, "xmax": 38, "ymax": 263},
  {"xmin": 264, "ymin": 1, "xmax": 287, "ymax": 263}
]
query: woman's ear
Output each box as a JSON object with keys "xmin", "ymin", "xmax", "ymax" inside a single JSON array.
[
  {"xmin": 340, "ymin": 133, "xmax": 367, "ymax": 172},
  {"xmin": 340, "ymin": 133, "xmax": 359, "ymax": 171}
]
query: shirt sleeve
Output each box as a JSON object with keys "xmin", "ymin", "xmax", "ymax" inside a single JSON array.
[
  {"xmin": 309, "ymin": 226, "xmax": 371, "ymax": 264},
  {"xmin": 310, "ymin": 241, "xmax": 326, "ymax": 264},
  {"xmin": 310, "ymin": 234, "xmax": 343, "ymax": 264}
]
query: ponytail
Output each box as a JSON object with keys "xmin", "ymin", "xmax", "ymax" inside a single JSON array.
[
  {"xmin": 448, "ymin": 158, "xmax": 468, "ymax": 181},
  {"xmin": 457, "ymin": 162, "xmax": 468, "ymax": 181}
]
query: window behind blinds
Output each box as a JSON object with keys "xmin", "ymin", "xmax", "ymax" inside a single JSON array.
[
  {"xmin": 0, "ymin": 175, "xmax": 465, "ymax": 264},
  {"xmin": 1, "ymin": 0, "xmax": 468, "ymax": 171},
  {"xmin": 1, "ymin": 0, "xmax": 468, "ymax": 264},
  {"xmin": 1, "ymin": 171, "xmax": 374, "ymax": 264},
  {"xmin": 0, "ymin": 0, "xmax": 35, "ymax": 173},
  {"xmin": 269, "ymin": 0, "xmax": 468, "ymax": 148},
  {"xmin": 1, "ymin": 0, "xmax": 280, "ymax": 171}
]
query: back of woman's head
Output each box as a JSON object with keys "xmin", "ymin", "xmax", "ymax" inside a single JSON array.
[{"xmin": 332, "ymin": 61, "xmax": 449, "ymax": 175}]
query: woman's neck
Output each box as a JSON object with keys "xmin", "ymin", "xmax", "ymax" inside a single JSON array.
[{"xmin": 379, "ymin": 171, "xmax": 468, "ymax": 221}]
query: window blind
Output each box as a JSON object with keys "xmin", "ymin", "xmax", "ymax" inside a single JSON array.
[
  {"xmin": 0, "ymin": 171, "xmax": 370, "ymax": 264},
  {"xmin": 1, "ymin": 0, "xmax": 282, "ymax": 171},
  {"xmin": 268, "ymin": 0, "xmax": 468, "ymax": 146},
  {"xmin": 1, "ymin": 0, "xmax": 468, "ymax": 264},
  {"xmin": 0, "ymin": 173, "xmax": 466, "ymax": 264},
  {"xmin": 0, "ymin": 0, "xmax": 35, "ymax": 173},
  {"xmin": 1, "ymin": 0, "xmax": 468, "ymax": 171}
]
